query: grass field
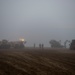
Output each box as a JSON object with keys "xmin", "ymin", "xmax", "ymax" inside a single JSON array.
[{"xmin": 0, "ymin": 48, "xmax": 75, "ymax": 75}]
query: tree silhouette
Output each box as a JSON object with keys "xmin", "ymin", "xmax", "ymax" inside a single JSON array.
[
  {"xmin": 49, "ymin": 40, "xmax": 63, "ymax": 48},
  {"xmin": 64, "ymin": 40, "xmax": 70, "ymax": 48},
  {"xmin": 0, "ymin": 40, "xmax": 10, "ymax": 49}
]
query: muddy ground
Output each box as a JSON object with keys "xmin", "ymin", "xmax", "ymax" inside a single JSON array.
[{"xmin": 0, "ymin": 48, "xmax": 75, "ymax": 75}]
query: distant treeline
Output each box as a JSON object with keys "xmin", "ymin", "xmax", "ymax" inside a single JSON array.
[
  {"xmin": 0, "ymin": 39, "xmax": 73, "ymax": 49},
  {"xmin": 0, "ymin": 40, "xmax": 24, "ymax": 49}
]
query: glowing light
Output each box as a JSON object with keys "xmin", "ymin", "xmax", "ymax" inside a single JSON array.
[{"xmin": 19, "ymin": 38, "xmax": 25, "ymax": 42}]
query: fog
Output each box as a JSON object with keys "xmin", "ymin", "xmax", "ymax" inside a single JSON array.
[{"xmin": 0, "ymin": 0, "xmax": 75, "ymax": 47}]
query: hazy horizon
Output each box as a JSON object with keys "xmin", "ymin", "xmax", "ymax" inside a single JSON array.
[{"xmin": 0, "ymin": 0, "xmax": 75, "ymax": 47}]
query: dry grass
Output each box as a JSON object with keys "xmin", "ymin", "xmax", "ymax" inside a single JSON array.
[{"xmin": 0, "ymin": 48, "xmax": 75, "ymax": 75}]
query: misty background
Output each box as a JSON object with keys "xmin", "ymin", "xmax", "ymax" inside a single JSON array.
[{"xmin": 0, "ymin": 0, "xmax": 75, "ymax": 47}]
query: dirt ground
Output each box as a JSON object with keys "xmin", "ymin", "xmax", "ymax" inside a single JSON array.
[{"xmin": 0, "ymin": 48, "xmax": 75, "ymax": 75}]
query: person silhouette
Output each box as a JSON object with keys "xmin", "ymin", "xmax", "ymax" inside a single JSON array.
[
  {"xmin": 42, "ymin": 44, "xmax": 44, "ymax": 48},
  {"xmin": 39, "ymin": 44, "xmax": 41, "ymax": 48}
]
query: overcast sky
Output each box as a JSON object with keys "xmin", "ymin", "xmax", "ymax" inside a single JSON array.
[{"xmin": 0, "ymin": 0, "xmax": 75, "ymax": 47}]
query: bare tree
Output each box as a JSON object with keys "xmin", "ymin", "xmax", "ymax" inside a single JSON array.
[{"xmin": 64, "ymin": 40, "xmax": 70, "ymax": 48}]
